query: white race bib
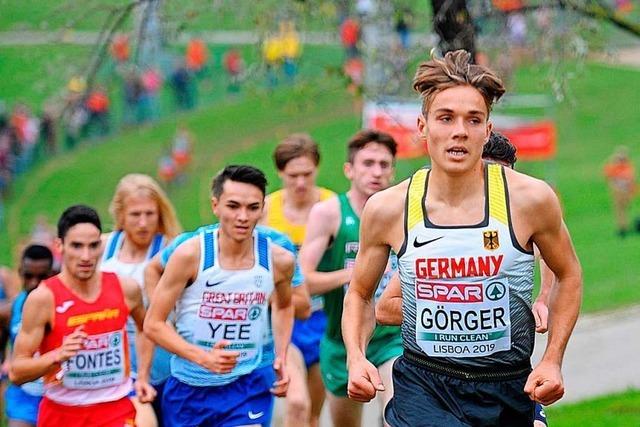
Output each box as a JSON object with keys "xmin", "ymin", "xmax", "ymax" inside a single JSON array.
[
  {"xmin": 414, "ymin": 279, "xmax": 511, "ymax": 358},
  {"xmin": 193, "ymin": 291, "xmax": 267, "ymax": 365},
  {"xmin": 62, "ymin": 330, "xmax": 126, "ymax": 389}
]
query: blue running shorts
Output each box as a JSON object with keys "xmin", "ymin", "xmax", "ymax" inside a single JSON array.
[
  {"xmin": 5, "ymin": 383, "xmax": 42, "ymax": 425},
  {"xmin": 162, "ymin": 366, "xmax": 275, "ymax": 427},
  {"xmin": 291, "ymin": 310, "xmax": 326, "ymax": 367}
]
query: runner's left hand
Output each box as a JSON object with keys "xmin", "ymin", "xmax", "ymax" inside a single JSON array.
[
  {"xmin": 524, "ymin": 360, "xmax": 564, "ymax": 405},
  {"xmin": 135, "ymin": 380, "xmax": 157, "ymax": 403},
  {"xmin": 270, "ymin": 356, "xmax": 289, "ymax": 397}
]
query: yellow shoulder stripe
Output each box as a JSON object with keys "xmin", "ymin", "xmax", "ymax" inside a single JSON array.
[
  {"xmin": 407, "ymin": 169, "xmax": 428, "ymax": 231},
  {"xmin": 487, "ymin": 164, "xmax": 508, "ymax": 225}
]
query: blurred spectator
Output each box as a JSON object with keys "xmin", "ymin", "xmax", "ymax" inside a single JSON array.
[
  {"xmin": 39, "ymin": 105, "xmax": 57, "ymax": 158},
  {"xmin": 140, "ymin": 67, "xmax": 163, "ymax": 121},
  {"xmin": 263, "ymin": 33, "xmax": 283, "ymax": 87},
  {"xmin": 280, "ymin": 20, "xmax": 301, "ymax": 83},
  {"xmin": 395, "ymin": 9, "xmax": 412, "ymax": 50},
  {"xmin": 507, "ymin": 12, "xmax": 528, "ymax": 47},
  {"xmin": 171, "ymin": 125, "xmax": 193, "ymax": 185},
  {"xmin": 223, "ymin": 49, "xmax": 244, "ymax": 93},
  {"xmin": 340, "ymin": 17, "xmax": 360, "ymax": 59},
  {"xmin": 29, "ymin": 214, "xmax": 61, "ymax": 270},
  {"xmin": 604, "ymin": 146, "xmax": 637, "ymax": 237},
  {"xmin": 110, "ymin": 34, "xmax": 131, "ymax": 64},
  {"xmin": 186, "ymin": 38, "xmax": 209, "ymax": 75},
  {"xmin": 158, "ymin": 154, "xmax": 177, "ymax": 187},
  {"xmin": 10, "ymin": 105, "xmax": 39, "ymax": 174},
  {"xmin": 123, "ymin": 68, "xmax": 143, "ymax": 125},
  {"xmin": 85, "ymin": 85, "xmax": 111, "ymax": 137},
  {"xmin": 62, "ymin": 102, "xmax": 87, "ymax": 151},
  {"xmin": 615, "ymin": 0, "xmax": 634, "ymax": 14},
  {"xmin": 170, "ymin": 60, "xmax": 195, "ymax": 110}
]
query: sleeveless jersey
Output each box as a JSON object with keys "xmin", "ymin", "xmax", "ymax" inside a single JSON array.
[
  {"xmin": 172, "ymin": 229, "xmax": 275, "ymax": 386},
  {"xmin": 101, "ymin": 231, "xmax": 171, "ymax": 384},
  {"xmin": 10, "ymin": 291, "xmax": 44, "ymax": 397},
  {"xmin": 266, "ymin": 187, "xmax": 334, "ymax": 313},
  {"xmin": 320, "ymin": 193, "xmax": 399, "ymax": 343},
  {"xmin": 40, "ymin": 272, "xmax": 132, "ymax": 405},
  {"xmin": 160, "ymin": 224, "xmax": 303, "ymax": 371},
  {"xmin": 266, "ymin": 187, "xmax": 335, "ymax": 247},
  {"xmin": 398, "ymin": 164, "xmax": 535, "ymax": 368}
]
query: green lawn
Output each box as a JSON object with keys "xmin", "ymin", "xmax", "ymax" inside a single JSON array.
[
  {"xmin": 546, "ymin": 389, "xmax": 640, "ymax": 426},
  {"xmin": 0, "ymin": 0, "xmax": 433, "ymax": 32},
  {"xmin": 0, "ymin": 45, "xmax": 92, "ymax": 107}
]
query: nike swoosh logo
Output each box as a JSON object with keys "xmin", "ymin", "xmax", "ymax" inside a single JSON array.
[
  {"xmin": 248, "ymin": 411, "xmax": 264, "ymax": 420},
  {"xmin": 205, "ymin": 280, "xmax": 224, "ymax": 287},
  {"xmin": 55, "ymin": 300, "xmax": 75, "ymax": 313},
  {"xmin": 413, "ymin": 236, "xmax": 444, "ymax": 248}
]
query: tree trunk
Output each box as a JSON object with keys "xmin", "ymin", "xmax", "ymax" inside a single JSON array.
[{"xmin": 430, "ymin": 0, "xmax": 476, "ymax": 60}]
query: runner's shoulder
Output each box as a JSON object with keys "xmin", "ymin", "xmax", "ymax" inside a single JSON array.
[
  {"xmin": 23, "ymin": 284, "xmax": 54, "ymax": 319},
  {"xmin": 271, "ymin": 244, "xmax": 295, "ymax": 278},
  {"xmin": 364, "ymin": 180, "xmax": 409, "ymax": 221},
  {"xmin": 504, "ymin": 168, "xmax": 559, "ymax": 212},
  {"xmin": 308, "ymin": 193, "xmax": 341, "ymax": 223}
]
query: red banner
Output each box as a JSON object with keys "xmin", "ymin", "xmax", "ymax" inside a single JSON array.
[{"xmin": 496, "ymin": 121, "xmax": 557, "ymax": 160}]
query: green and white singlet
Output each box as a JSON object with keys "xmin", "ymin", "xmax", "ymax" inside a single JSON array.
[
  {"xmin": 319, "ymin": 193, "xmax": 399, "ymax": 344},
  {"xmin": 397, "ymin": 164, "xmax": 535, "ymax": 368}
]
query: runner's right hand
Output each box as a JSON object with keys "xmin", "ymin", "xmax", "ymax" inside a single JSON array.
[
  {"xmin": 55, "ymin": 326, "xmax": 87, "ymax": 363},
  {"xmin": 347, "ymin": 356, "xmax": 385, "ymax": 402},
  {"xmin": 201, "ymin": 340, "xmax": 240, "ymax": 374}
]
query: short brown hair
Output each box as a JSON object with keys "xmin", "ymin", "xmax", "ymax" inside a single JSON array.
[
  {"xmin": 412, "ymin": 50, "xmax": 505, "ymax": 116},
  {"xmin": 347, "ymin": 129, "xmax": 397, "ymax": 163},
  {"xmin": 273, "ymin": 133, "xmax": 320, "ymax": 171}
]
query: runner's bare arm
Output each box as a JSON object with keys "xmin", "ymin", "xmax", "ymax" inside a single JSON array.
[
  {"xmin": 121, "ymin": 275, "xmax": 156, "ymax": 401},
  {"xmin": 291, "ymin": 283, "xmax": 311, "ymax": 320},
  {"xmin": 270, "ymin": 245, "xmax": 295, "ymax": 397},
  {"xmin": 143, "ymin": 254, "xmax": 164, "ymax": 301},
  {"xmin": 524, "ymin": 186, "xmax": 582, "ymax": 405},
  {"xmin": 343, "ymin": 191, "xmax": 395, "ymax": 402},
  {"xmin": 271, "ymin": 245, "xmax": 295, "ymax": 365},
  {"xmin": 375, "ymin": 272, "xmax": 403, "ymax": 326},
  {"xmin": 533, "ymin": 250, "xmax": 554, "ymax": 333},
  {"xmin": 144, "ymin": 239, "xmax": 201, "ymax": 361},
  {"xmin": 10, "ymin": 286, "xmax": 85, "ymax": 384},
  {"xmin": 299, "ymin": 198, "xmax": 350, "ymax": 295}
]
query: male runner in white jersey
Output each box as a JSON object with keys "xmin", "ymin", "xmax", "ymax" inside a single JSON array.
[
  {"xmin": 101, "ymin": 173, "xmax": 181, "ymax": 427},
  {"xmin": 10, "ymin": 205, "xmax": 154, "ymax": 427},
  {"xmin": 342, "ymin": 50, "xmax": 582, "ymax": 426},
  {"xmin": 299, "ymin": 129, "xmax": 401, "ymax": 427},
  {"xmin": 144, "ymin": 165, "xmax": 295, "ymax": 426},
  {"xmin": 375, "ymin": 131, "xmax": 550, "ymax": 426}
]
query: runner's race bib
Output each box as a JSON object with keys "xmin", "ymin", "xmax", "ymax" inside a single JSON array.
[
  {"xmin": 62, "ymin": 331, "xmax": 126, "ymax": 389},
  {"xmin": 415, "ymin": 279, "xmax": 511, "ymax": 357},
  {"xmin": 193, "ymin": 291, "xmax": 267, "ymax": 366}
]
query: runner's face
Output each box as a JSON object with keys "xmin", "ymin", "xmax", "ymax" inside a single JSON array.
[
  {"xmin": 345, "ymin": 142, "xmax": 395, "ymax": 197},
  {"xmin": 122, "ymin": 193, "xmax": 159, "ymax": 247},
  {"xmin": 278, "ymin": 156, "xmax": 318, "ymax": 199},
  {"xmin": 59, "ymin": 223, "xmax": 102, "ymax": 281},
  {"xmin": 212, "ymin": 180, "xmax": 264, "ymax": 242},
  {"xmin": 419, "ymin": 85, "xmax": 491, "ymax": 174},
  {"xmin": 20, "ymin": 258, "xmax": 52, "ymax": 293}
]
